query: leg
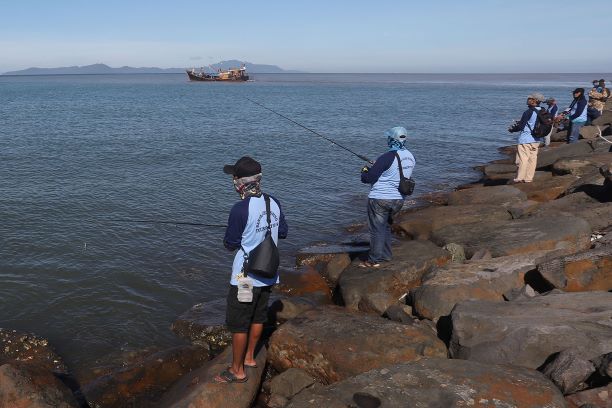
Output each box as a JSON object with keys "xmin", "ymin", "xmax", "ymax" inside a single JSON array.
[
  {"xmin": 523, "ymin": 143, "xmax": 539, "ymax": 182},
  {"xmin": 229, "ymin": 333, "xmax": 248, "ymax": 379},
  {"xmin": 569, "ymin": 122, "xmax": 583, "ymax": 143},
  {"xmin": 367, "ymin": 199, "xmax": 388, "ymax": 263},
  {"xmin": 381, "ymin": 200, "xmax": 405, "ymax": 261},
  {"xmin": 244, "ymin": 323, "xmax": 263, "ymax": 367},
  {"xmin": 515, "ymin": 144, "xmax": 528, "ymax": 182}
]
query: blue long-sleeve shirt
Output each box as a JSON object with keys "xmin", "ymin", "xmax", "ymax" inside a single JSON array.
[
  {"xmin": 548, "ymin": 104, "xmax": 558, "ymax": 118},
  {"xmin": 569, "ymin": 97, "xmax": 587, "ymax": 122},
  {"xmin": 361, "ymin": 149, "xmax": 415, "ymax": 199},
  {"xmin": 511, "ymin": 107, "xmax": 539, "ymax": 144},
  {"xmin": 223, "ymin": 194, "xmax": 288, "ymax": 286}
]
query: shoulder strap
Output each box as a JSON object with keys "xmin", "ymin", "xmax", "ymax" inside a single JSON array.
[
  {"xmin": 526, "ymin": 108, "xmax": 537, "ymax": 132},
  {"xmin": 394, "ymin": 152, "xmax": 405, "ymax": 178},
  {"xmin": 264, "ymin": 193, "xmax": 272, "ymax": 232}
]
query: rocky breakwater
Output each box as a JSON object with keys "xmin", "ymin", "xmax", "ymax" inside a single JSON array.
[{"xmin": 2, "ymin": 117, "xmax": 611, "ymax": 407}]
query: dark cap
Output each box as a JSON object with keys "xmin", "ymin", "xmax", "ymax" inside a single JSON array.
[
  {"xmin": 223, "ymin": 156, "xmax": 262, "ymax": 178},
  {"xmin": 599, "ymin": 79, "xmax": 605, "ymax": 83},
  {"xmin": 573, "ymin": 88, "xmax": 584, "ymax": 94}
]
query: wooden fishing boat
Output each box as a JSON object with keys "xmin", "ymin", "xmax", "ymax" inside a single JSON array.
[{"xmin": 186, "ymin": 65, "xmax": 249, "ymax": 82}]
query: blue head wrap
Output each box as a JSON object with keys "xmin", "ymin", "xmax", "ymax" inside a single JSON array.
[{"xmin": 385, "ymin": 126, "xmax": 408, "ymax": 151}]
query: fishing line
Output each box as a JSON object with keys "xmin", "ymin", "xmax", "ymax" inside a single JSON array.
[
  {"xmin": 106, "ymin": 219, "xmax": 227, "ymax": 227},
  {"xmin": 245, "ymin": 97, "xmax": 373, "ymax": 163}
]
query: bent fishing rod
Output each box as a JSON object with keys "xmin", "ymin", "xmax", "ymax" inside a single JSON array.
[{"xmin": 245, "ymin": 97, "xmax": 373, "ymax": 164}]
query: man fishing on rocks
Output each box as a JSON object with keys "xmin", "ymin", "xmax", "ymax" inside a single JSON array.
[
  {"xmin": 360, "ymin": 127, "xmax": 416, "ymax": 268},
  {"xmin": 215, "ymin": 156, "xmax": 288, "ymax": 383}
]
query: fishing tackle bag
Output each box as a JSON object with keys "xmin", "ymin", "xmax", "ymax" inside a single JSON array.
[
  {"xmin": 242, "ymin": 194, "xmax": 280, "ymax": 279},
  {"xmin": 395, "ymin": 152, "xmax": 415, "ymax": 196},
  {"xmin": 527, "ymin": 107, "xmax": 553, "ymax": 138}
]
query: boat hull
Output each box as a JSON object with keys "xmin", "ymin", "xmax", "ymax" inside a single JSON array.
[{"xmin": 186, "ymin": 70, "xmax": 249, "ymax": 82}]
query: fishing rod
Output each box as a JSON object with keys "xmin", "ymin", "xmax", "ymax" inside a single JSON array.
[
  {"xmin": 245, "ymin": 97, "xmax": 373, "ymax": 164},
  {"xmin": 107, "ymin": 219, "xmax": 227, "ymax": 228}
]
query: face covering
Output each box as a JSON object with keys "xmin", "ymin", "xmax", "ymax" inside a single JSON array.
[
  {"xmin": 233, "ymin": 173, "xmax": 262, "ymax": 199},
  {"xmin": 387, "ymin": 136, "xmax": 406, "ymax": 151}
]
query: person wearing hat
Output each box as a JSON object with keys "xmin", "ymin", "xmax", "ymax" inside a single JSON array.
[
  {"xmin": 543, "ymin": 97, "xmax": 558, "ymax": 147},
  {"xmin": 508, "ymin": 93, "xmax": 545, "ymax": 182},
  {"xmin": 215, "ymin": 156, "xmax": 288, "ymax": 383},
  {"xmin": 588, "ymin": 79, "xmax": 610, "ymax": 124},
  {"xmin": 360, "ymin": 126, "xmax": 415, "ymax": 267},
  {"xmin": 563, "ymin": 88, "xmax": 588, "ymax": 143}
]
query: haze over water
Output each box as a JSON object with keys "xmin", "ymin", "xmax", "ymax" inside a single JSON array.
[{"xmin": 0, "ymin": 72, "xmax": 606, "ymax": 373}]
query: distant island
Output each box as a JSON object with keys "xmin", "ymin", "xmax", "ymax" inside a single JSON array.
[{"xmin": 2, "ymin": 60, "xmax": 301, "ymax": 75}]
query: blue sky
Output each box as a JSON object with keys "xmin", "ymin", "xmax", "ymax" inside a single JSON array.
[{"xmin": 1, "ymin": 0, "xmax": 610, "ymax": 73}]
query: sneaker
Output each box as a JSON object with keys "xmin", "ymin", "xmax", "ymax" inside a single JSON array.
[{"xmin": 358, "ymin": 260, "xmax": 380, "ymax": 268}]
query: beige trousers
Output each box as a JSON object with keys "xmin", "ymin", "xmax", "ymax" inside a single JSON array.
[{"xmin": 515, "ymin": 142, "xmax": 540, "ymax": 182}]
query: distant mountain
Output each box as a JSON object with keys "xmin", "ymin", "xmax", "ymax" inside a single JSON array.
[{"xmin": 2, "ymin": 61, "xmax": 300, "ymax": 75}]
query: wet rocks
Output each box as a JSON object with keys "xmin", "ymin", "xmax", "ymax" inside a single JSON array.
[
  {"xmin": 411, "ymin": 251, "xmax": 556, "ymax": 321},
  {"xmin": 0, "ymin": 362, "xmax": 79, "ymax": 408},
  {"xmin": 430, "ymin": 215, "xmax": 592, "ymax": 258},
  {"xmin": 171, "ymin": 299, "xmax": 232, "ymax": 353},
  {"xmin": 295, "ymin": 245, "xmax": 358, "ymax": 285},
  {"xmin": 338, "ymin": 240, "xmax": 449, "ymax": 314},
  {"xmin": 267, "ymin": 305, "xmax": 446, "ymax": 384},
  {"xmin": 286, "ymin": 359, "xmax": 566, "ymax": 408},
  {"xmin": 0, "ymin": 328, "xmax": 68, "ymax": 374},
  {"xmin": 449, "ymin": 291, "xmax": 612, "ymax": 370},
  {"xmin": 276, "ymin": 265, "xmax": 332, "ymax": 299},
  {"xmin": 82, "ymin": 345, "xmax": 210, "ymax": 408}
]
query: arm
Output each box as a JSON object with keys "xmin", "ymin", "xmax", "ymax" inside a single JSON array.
[
  {"xmin": 570, "ymin": 98, "xmax": 587, "ymax": 121},
  {"xmin": 509, "ymin": 109, "xmax": 533, "ymax": 133},
  {"xmin": 223, "ymin": 200, "xmax": 249, "ymax": 251},
  {"xmin": 361, "ymin": 151, "xmax": 395, "ymax": 184},
  {"xmin": 271, "ymin": 196, "xmax": 288, "ymax": 239}
]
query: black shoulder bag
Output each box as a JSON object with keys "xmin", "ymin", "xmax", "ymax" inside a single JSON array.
[
  {"xmin": 395, "ymin": 152, "xmax": 415, "ymax": 196},
  {"xmin": 242, "ymin": 194, "xmax": 280, "ymax": 279}
]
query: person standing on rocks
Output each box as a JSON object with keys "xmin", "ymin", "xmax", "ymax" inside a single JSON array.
[
  {"xmin": 360, "ymin": 126, "xmax": 415, "ymax": 267},
  {"xmin": 508, "ymin": 93, "xmax": 545, "ymax": 183},
  {"xmin": 543, "ymin": 97, "xmax": 558, "ymax": 147},
  {"xmin": 215, "ymin": 156, "xmax": 288, "ymax": 383},
  {"xmin": 587, "ymin": 79, "xmax": 610, "ymax": 124},
  {"xmin": 562, "ymin": 88, "xmax": 588, "ymax": 143}
]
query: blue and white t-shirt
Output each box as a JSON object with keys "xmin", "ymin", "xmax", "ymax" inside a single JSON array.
[
  {"xmin": 224, "ymin": 194, "xmax": 288, "ymax": 287},
  {"xmin": 361, "ymin": 149, "xmax": 415, "ymax": 200}
]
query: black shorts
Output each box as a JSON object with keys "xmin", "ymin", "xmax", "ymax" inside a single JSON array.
[{"xmin": 226, "ymin": 285, "xmax": 272, "ymax": 333}]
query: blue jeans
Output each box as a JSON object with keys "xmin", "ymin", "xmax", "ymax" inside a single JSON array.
[
  {"xmin": 568, "ymin": 121, "xmax": 584, "ymax": 144},
  {"xmin": 367, "ymin": 198, "xmax": 404, "ymax": 263}
]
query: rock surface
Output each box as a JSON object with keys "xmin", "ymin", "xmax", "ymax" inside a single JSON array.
[
  {"xmin": 0, "ymin": 363, "xmax": 79, "ymax": 408},
  {"xmin": 565, "ymin": 383, "xmax": 612, "ymax": 408},
  {"xmin": 82, "ymin": 345, "xmax": 210, "ymax": 408},
  {"xmin": 286, "ymin": 359, "xmax": 566, "ymax": 408},
  {"xmin": 269, "ymin": 368, "xmax": 315, "ymax": 399},
  {"xmin": 537, "ymin": 245, "xmax": 612, "ymax": 292},
  {"xmin": 527, "ymin": 192, "xmax": 612, "ymax": 231},
  {"xmin": 171, "ymin": 299, "xmax": 232, "ymax": 353},
  {"xmin": 0, "ymin": 328, "xmax": 68, "ymax": 374},
  {"xmin": 392, "ymin": 204, "xmax": 512, "ymax": 240},
  {"xmin": 159, "ymin": 346, "xmax": 266, "ymax": 408},
  {"xmin": 339, "ymin": 240, "xmax": 449, "ymax": 314},
  {"xmin": 541, "ymin": 348, "xmax": 597, "ymax": 394},
  {"xmin": 276, "ymin": 265, "xmax": 332, "ymax": 299},
  {"xmin": 447, "ymin": 185, "xmax": 527, "ymax": 207},
  {"xmin": 449, "ymin": 291, "xmax": 612, "ymax": 369},
  {"xmin": 511, "ymin": 174, "xmax": 579, "ymax": 202},
  {"xmin": 268, "ymin": 306, "xmax": 446, "ymax": 384},
  {"xmin": 430, "ymin": 215, "xmax": 591, "ymax": 258},
  {"xmin": 412, "ymin": 251, "xmax": 557, "ymax": 320}
]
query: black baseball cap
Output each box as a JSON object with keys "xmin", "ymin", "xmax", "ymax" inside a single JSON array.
[
  {"xmin": 573, "ymin": 88, "xmax": 584, "ymax": 94},
  {"xmin": 223, "ymin": 156, "xmax": 262, "ymax": 178}
]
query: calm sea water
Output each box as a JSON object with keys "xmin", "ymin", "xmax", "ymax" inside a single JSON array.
[{"xmin": 0, "ymin": 72, "xmax": 607, "ymax": 374}]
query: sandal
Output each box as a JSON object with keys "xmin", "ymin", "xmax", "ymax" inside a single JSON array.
[
  {"xmin": 358, "ymin": 260, "xmax": 380, "ymax": 268},
  {"xmin": 214, "ymin": 368, "xmax": 248, "ymax": 383}
]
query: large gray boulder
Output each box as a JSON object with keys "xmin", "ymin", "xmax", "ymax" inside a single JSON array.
[
  {"xmin": 447, "ymin": 185, "xmax": 527, "ymax": 207},
  {"xmin": 537, "ymin": 244, "xmax": 612, "ymax": 292},
  {"xmin": 268, "ymin": 306, "xmax": 446, "ymax": 384},
  {"xmin": 412, "ymin": 251, "xmax": 558, "ymax": 321},
  {"xmin": 537, "ymin": 139, "xmax": 608, "ymax": 168},
  {"xmin": 449, "ymin": 291, "xmax": 612, "ymax": 369},
  {"xmin": 392, "ymin": 204, "xmax": 512, "ymax": 240},
  {"xmin": 286, "ymin": 359, "xmax": 566, "ymax": 408},
  {"xmin": 430, "ymin": 215, "xmax": 591, "ymax": 258},
  {"xmin": 511, "ymin": 174, "xmax": 579, "ymax": 202},
  {"xmin": 526, "ymin": 192, "xmax": 612, "ymax": 231},
  {"xmin": 339, "ymin": 240, "xmax": 449, "ymax": 314}
]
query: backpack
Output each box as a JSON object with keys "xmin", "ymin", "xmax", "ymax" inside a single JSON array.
[
  {"xmin": 527, "ymin": 107, "xmax": 553, "ymax": 138},
  {"xmin": 394, "ymin": 152, "xmax": 415, "ymax": 196},
  {"xmin": 241, "ymin": 194, "xmax": 280, "ymax": 279}
]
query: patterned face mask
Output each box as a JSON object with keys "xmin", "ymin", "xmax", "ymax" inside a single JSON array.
[
  {"xmin": 233, "ymin": 173, "xmax": 262, "ymax": 199},
  {"xmin": 387, "ymin": 136, "xmax": 406, "ymax": 151}
]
